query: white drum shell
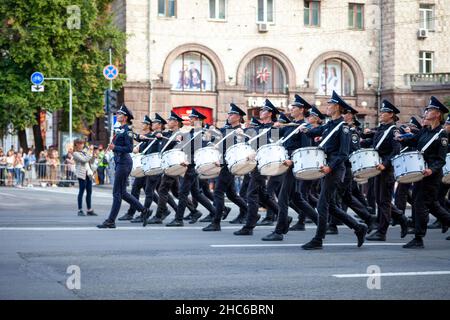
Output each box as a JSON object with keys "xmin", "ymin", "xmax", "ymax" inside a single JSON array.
[
  {"xmin": 130, "ymin": 154, "xmax": 145, "ymax": 178},
  {"xmin": 256, "ymin": 144, "xmax": 289, "ymax": 176},
  {"xmin": 225, "ymin": 143, "xmax": 257, "ymax": 176},
  {"xmin": 392, "ymin": 151, "xmax": 425, "ymax": 184},
  {"xmin": 161, "ymin": 149, "xmax": 188, "ymax": 176},
  {"xmin": 442, "ymin": 153, "xmax": 450, "ymax": 184},
  {"xmin": 349, "ymin": 148, "xmax": 381, "ymax": 179},
  {"xmin": 142, "ymin": 153, "xmax": 163, "ymax": 176},
  {"xmin": 194, "ymin": 147, "xmax": 221, "ymax": 179},
  {"xmin": 291, "ymin": 147, "xmax": 327, "ymax": 180}
]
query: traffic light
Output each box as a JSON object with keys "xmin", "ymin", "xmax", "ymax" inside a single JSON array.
[{"xmin": 105, "ymin": 89, "xmax": 118, "ymax": 113}]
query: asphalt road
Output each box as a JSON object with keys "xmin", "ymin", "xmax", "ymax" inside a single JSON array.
[{"xmin": 0, "ymin": 186, "xmax": 449, "ymax": 300}]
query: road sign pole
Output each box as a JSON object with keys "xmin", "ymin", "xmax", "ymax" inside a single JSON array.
[
  {"xmin": 108, "ymin": 48, "xmax": 114, "ymax": 139},
  {"xmin": 109, "ymin": 48, "xmax": 113, "ymax": 90}
]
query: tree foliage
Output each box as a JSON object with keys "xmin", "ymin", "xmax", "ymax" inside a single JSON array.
[{"xmin": 0, "ymin": 0, "xmax": 126, "ymax": 135}]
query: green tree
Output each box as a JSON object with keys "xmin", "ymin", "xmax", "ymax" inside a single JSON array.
[{"xmin": 0, "ymin": 0, "xmax": 126, "ymax": 154}]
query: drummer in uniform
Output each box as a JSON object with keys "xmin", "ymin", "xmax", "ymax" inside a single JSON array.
[
  {"xmin": 97, "ymin": 105, "xmax": 151, "ymax": 228},
  {"xmin": 301, "ymin": 91, "xmax": 368, "ymax": 249},
  {"xmin": 229, "ymin": 117, "xmax": 262, "ymax": 225},
  {"xmin": 166, "ymin": 108, "xmax": 218, "ymax": 227},
  {"xmin": 261, "ymin": 94, "xmax": 319, "ymax": 241},
  {"xmin": 146, "ymin": 111, "xmax": 200, "ymax": 224},
  {"xmin": 202, "ymin": 103, "xmax": 249, "ymax": 231},
  {"xmin": 118, "ymin": 115, "xmax": 152, "ymax": 222},
  {"xmin": 397, "ymin": 96, "xmax": 450, "ymax": 248},
  {"xmin": 364, "ymin": 100, "xmax": 408, "ymax": 241},
  {"xmin": 234, "ymin": 99, "xmax": 280, "ymax": 236}
]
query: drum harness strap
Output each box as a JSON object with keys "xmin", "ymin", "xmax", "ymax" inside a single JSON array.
[
  {"xmin": 420, "ymin": 129, "xmax": 444, "ymax": 153},
  {"xmin": 374, "ymin": 125, "xmax": 397, "ymax": 150},
  {"xmin": 141, "ymin": 138, "xmax": 158, "ymax": 155},
  {"xmin": 318, "ymin": 121, "xmax": 345, "ymax": 148}
]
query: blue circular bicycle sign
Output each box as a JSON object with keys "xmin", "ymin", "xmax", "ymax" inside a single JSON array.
[
  {"xmin": 30, "ymin": 72, "xmax": 44, "ymax": 85},
  {"xmin": 103, "ymin": 64, "xmax": 118, "ymax": 80}
]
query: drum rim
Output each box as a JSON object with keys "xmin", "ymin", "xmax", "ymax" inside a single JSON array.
[{"xmin": 392, "ymin": 151, "xmax": 423, "ymax": 160}]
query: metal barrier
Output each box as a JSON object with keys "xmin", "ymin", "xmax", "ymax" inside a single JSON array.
[{"xmin": 0, "ymin": 163, "xmax": 85, "ymax": 187}]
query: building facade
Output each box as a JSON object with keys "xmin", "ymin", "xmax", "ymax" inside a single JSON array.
[{"xmin": 112, "ymin": 0, "xmax": 450, "ymax": 131}]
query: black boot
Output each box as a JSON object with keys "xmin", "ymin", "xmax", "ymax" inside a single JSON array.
[
  {"xmin": 403, "ymin": 237, "xmax": 424, "ymax": 249},
  {"xmin": 302, "ymin": 237, "xmax": 323, "ymax": 250},
  {"xmin": 142, "ymin": 207, "xmax": 152, "ymax": 227},
  {"xmin": 366, "ymin": 231, "xmax": 386, "ymax": 241},
  {"xmin": 261, "ymin": 231, "xmax": 283, "ymax": 241},
  {"xmin": 202, "ymin": 222, "xmax": 221, "ymax": 231},
  {"xmin": 399, "ymin": 215, "xmax": 408, "ymax": 238},
  {"xmin": 289, "ymin": 222, "xmax": 306, "ymax": 231},
  {"xmin": 257, "ymin": 217, "xmax": 274, "ymax": 226},
  {"xmin": 229, "ymin": 214, "xmax": 246, "ymax": 224},
  {"xmin": 147, "ymin": 216, "xmax": 163, "ymax": 224},
  {"xmin": 97, "ymin": 220, "xmax": 116, "ymax": 229},
  {"xmin": 355, "ymin": 223, "xmax": 368, "ymax": 247},
  {"xmin": 166, "ymin": 219, "xmax": 184, "ymax": 227},
  {"xmin": 190, "ymin": 211, "xmax": 203, "ymax": 224},
  {"xmin": 198, "ymin": 214, "xmax": 212, "ymax": 223},
  {"xmin": 233, "ymin": 227, "xmax": 253, "ymax": 236},
  {"xmin": 222, "ymin": 207, "xmax": 232, "ymax": 220},
  {"xmin": 118, "ymin": 213, "xmax": 134, "ymax": 221},
  {"xmin": 130, "ymin": 215, "xmax": 143, "ymax": 223}
]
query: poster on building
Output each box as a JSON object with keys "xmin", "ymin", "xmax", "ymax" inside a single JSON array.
[
  {"xmin": 316, "ymin": 62, "xmax": 342, "ymax": 96},
  {"xmin": 173, "ymin": 106, "xmax": 213, "ymax": 125},
  {"xmin": 170, "ymin": 53, "xmax": 215, "ymax": 92}
]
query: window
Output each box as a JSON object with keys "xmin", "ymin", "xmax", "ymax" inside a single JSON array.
[
  {"xmin": 158, "ymin": 0, "xmax": 176, "ymax": 18},
  {"xmin": 419, "ymin": 4, "xmax": 434, "ymax": 30},
  {"xmin": 257, "ymin": 0, "xmax": 274, "ymax": 23},
  {"xmin": 209, "ymin": 0, "xmax": 226, "ymax": 20},
  {"xmin": 348, "ymin": 3, "xmax": 364, "ymax": 30},
  {"xmin": 170, "ymin": 52, "xmax": 216, "ymax": 92},
  {"xmin": 244, "ymin": 55, "xmax": 287, "ymax": 94},
  {"xmin": 304, "ymin": 1, "xmax": 320, "ymax": 26},
  {"xmin": 419, "ymin": 51, "xmax": 433, "ymax": 73},
  {"xmin": 315, "ymin": 59, "xmax": 355, "ymax": 96}
]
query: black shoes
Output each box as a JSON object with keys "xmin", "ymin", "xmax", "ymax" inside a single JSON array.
[
  {"xmin": 326, "ymin": 225, "xmax": 339, "ymax": 235},
  {"xmin": 130, "ymin": 215, "xmax": 144, "ymax": 223},
  {"xmin": 190, "ymin": 211, "xmax": 203, "ymax": 224},
  {"xmin": 222, "ymin": 207, "xmax": 232, "ymax": 220},
  {"xmin": 77, "ymin": 210, "xmax": 85, "ymax": 216},
  {"xmin": 166, "ymin": 219, "xmax": 184, "ymax": 227},
  {"xmin": 198, "ymin": 214, "xmax": 212, "ymax": 223},
  {"xmin": 302, "ymin": 238, "xmax": 323, "ymax": 250},
  {"xmin": 366, "ymin": 231, "xmax": 386, "ymax": 241},
  {"xmin": 403, "ymin": 237, "xmax": 424, "ymax": 249},
  {"xmin": 147, "ymin": 216, "xmax": 163, "ymax": 224},
  {"xmin": 257, "ymin": 218, "xmax": 274, "ymax": 226},
  {"xmin": 446, "ymin": 236, "xmax": 450, "ymax": 240},
  {"xmin": 118, "ymin": 214, "xmax": 134, "ymax": 221},
  {"xmin": 86, "ymin": 210, "xmax": 97, "ymax": 216},
  {"xmin": 262, "ymin": 231, "xmax": 283, "ymax": 241},
  {"xmin": 399, "ymin": 215, "xmax": 408, "ymax": 238},
  {"xmin": 442, "ymin": 223, "xmax": 449, "ymax": 234},
  {"xmin": 289, "ymin": 222, "xmax": 306, "ymax": 231},
  {"xmin": 161, "ymin": 210, "xmax": 171, "ymax": 221},
  {"xmin": 202, "ymin": 223, "xmax": 221, "ymax": 231},
  {"xmin": 427, "ymin": 220, "xmax": 442, "ymax": 229},
  {"xmin": 142, "ymin": 207, "xmax": 152, "ymax": 227},
  {"xmin": 233, "ymin": 227, "xmax": 253, "ymax": 236},
  {"xmin": 355, "ymin": 224, "xmax": 368, "ymax": 247},
  {"xmin": 229, "ymin": 215, "xmax": 246, "ymax": 224},
  {"xmin": 407, "ymin": 227, "xmax": 415, "ymax": 235},
  {"xmin": 97, "ymin": 220, "xmax": 116, "ymax": 229}
]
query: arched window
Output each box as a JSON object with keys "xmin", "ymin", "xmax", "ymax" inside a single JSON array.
[
  {"xmin": 170, "ymin": 52, "xmax": 216, "ymax": 92},
  {"xmin": 244, "ymin": 55, "xmax": 287, "ymax": 94},
  {"xmin": 314, "ymin": 59, "xmax": 355, "ymax": 96}
]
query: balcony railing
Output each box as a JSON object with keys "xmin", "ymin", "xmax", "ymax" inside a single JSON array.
[{"xmin": 405, "ymin": 73, "xmax": 450, "ymax": 89}]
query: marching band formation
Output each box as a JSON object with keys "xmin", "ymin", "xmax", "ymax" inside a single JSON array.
[{"xmin": 96, "ymin": 91, "xmax": 450, "ymax": 250}]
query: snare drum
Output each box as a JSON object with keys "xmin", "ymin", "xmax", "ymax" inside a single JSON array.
[
  {"xmin": 442, "ymin": 153, "xmax": 450, "ymax": 184},
  {"xmin": 392, "ymin": 151, "xmax": 425, "ymax": 184},
  {"xmin": 225, "ymin": 143, "xmax": 257, "ymax": 176},
  {"xmin": 349, "ymin": 148, "xmax": 381, "ymax": 179},
  {"xmin": 130, "ymin": 153, "xmax": 145, "ymax": 177},
  {"xmin": 142, "ymin": 153, "xmax": 163, "ymax": 176},
  {"xmin": 354, "ymin": 176, "xmax": 368, "ymax": 184},
  {"xmin": 194, "ymin": 147, "xmax": 221, "ymax": 178},
  {"xmin": 291, "ymin": 147, "xmax": 327, "ymax": 180},
  {"xmin": 256, "ymin": 143, "xmax": 289, "ymax": 176},
  {"xmin": 161, "ymin": 149, "xmax": 188, "ymax": 176}
]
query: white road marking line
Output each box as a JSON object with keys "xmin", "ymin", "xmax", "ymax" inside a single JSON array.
[
  {"xmin": 210, "ymin": 243, "xmax": 406, "ymax": 248},
  {"xmin": 0, "ymin": 226, "xmax": 274, "ymax": 231},
  {"xmin": 333, "ymin": 271, "xmax": 450, "ymax": 278},
  {"xmin": 0, "ymin": 192, "xmax": 21, "ymax": 198}
]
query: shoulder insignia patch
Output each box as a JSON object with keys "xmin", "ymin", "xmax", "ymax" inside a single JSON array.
[
  {"xmin": 127, "ymin": 131, "xmax": 134, "ymax": 138},
  {"xmin": 351, "ymin": 134, "xmax": 359, "ymax": 143},
  {"xmin": 441, "ymin": 137, "xmax": 448, "ymax": 147},
  {"xmin": 343, "ymin": 126, "xmax": 350, "ymax": 134}
]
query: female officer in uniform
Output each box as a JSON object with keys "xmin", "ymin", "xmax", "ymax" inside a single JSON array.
[{"xmin": 97, "ymin": 105, "xmax": 150, "ymax": 229}]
